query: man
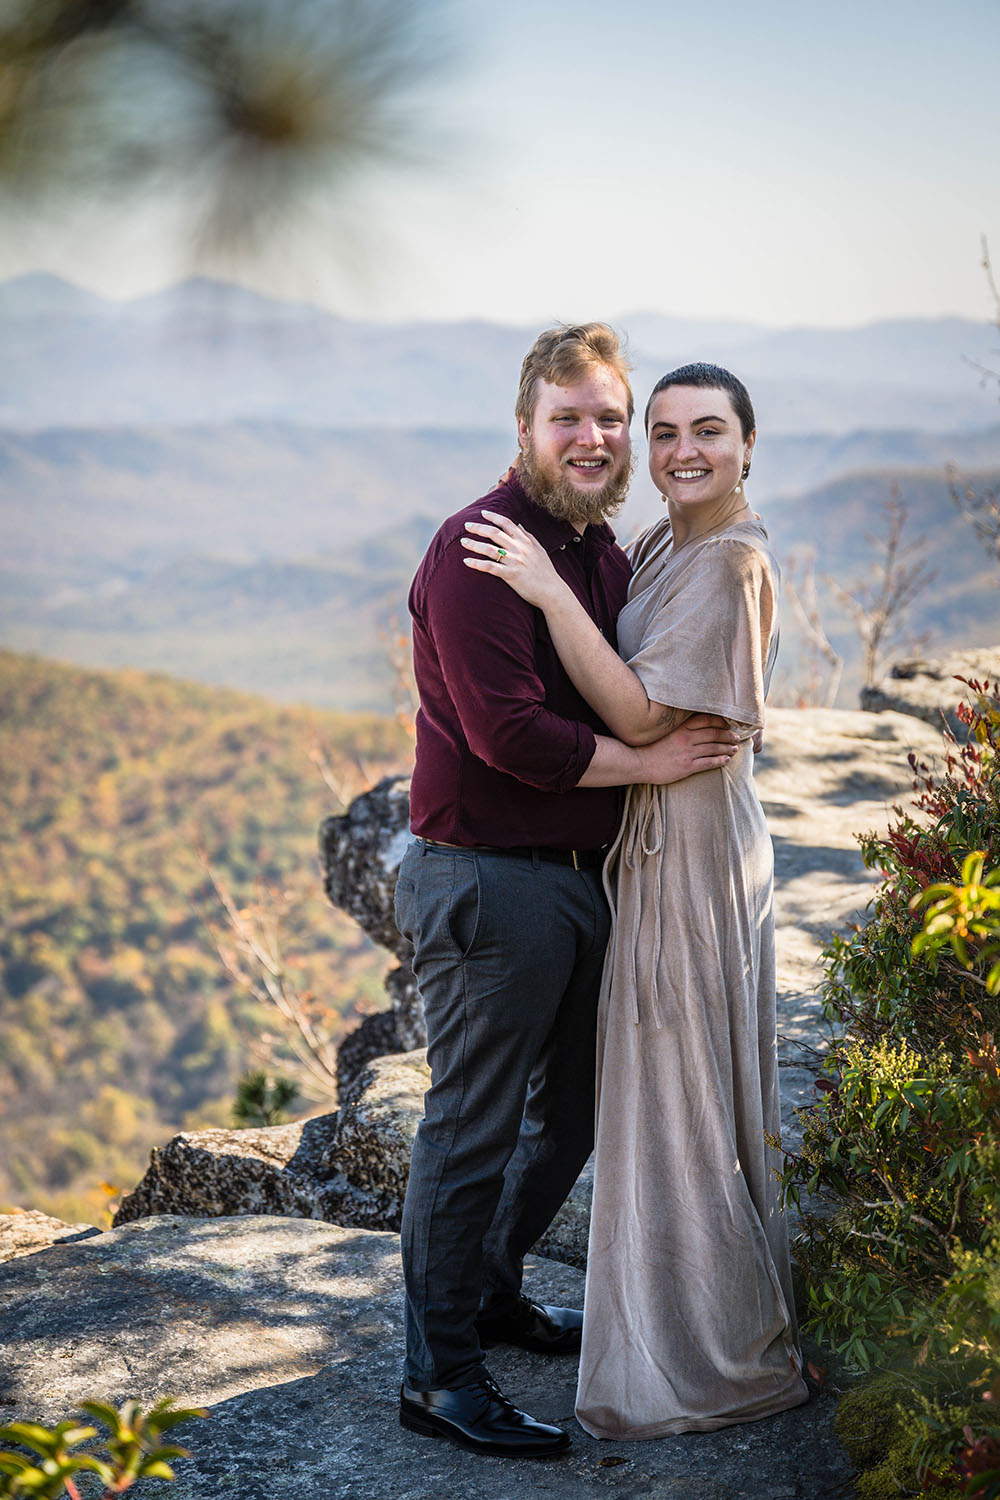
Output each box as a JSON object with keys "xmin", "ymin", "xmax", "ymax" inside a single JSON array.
[{"xmin": 394, "ymin": 323, "xmax": 737, "ymax": 1458}]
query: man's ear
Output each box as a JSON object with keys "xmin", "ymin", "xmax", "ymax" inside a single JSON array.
[{"xmin": 516, "ymin": 416, "xmax": 530, "ymax": 450}]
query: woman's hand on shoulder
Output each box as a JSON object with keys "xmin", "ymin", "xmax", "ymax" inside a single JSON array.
[{"xmin": 461, "ymin": 510, "xmax": 568, "ymax": 609}]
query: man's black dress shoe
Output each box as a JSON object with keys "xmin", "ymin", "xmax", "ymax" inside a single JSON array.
[
  {"xmin": 475, "ymin": 1296, "xmax": 584, "ymax": 1354},
  {"xmin": 399, "ymin": 1375, "xmax": 570, "ymax": 1457}
]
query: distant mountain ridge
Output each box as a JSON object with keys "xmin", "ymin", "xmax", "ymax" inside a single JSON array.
[
  {"xmin": 4, "ymin": 418, "xmax": 999, "ymax": 589},
  {"xmin": 1, "ymin": 274, "xmax": 997, "ymax": 434},
  {"xmin": 3, "ymin": 450, "xmax": 997, "ymax": 710},
  {"xmin": 3, "ymin": 273, "xmax": 998, "ymax": 709}
]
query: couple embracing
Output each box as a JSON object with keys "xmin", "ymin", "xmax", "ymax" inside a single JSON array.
[{"xmin": 392, "ymin": 322, "xmax": 808, "ymax": 1457}]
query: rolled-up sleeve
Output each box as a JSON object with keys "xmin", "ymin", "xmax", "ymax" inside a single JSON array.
[{"xmin": 419, "ymin": 538, "xmax": 596, "ymax": 792}]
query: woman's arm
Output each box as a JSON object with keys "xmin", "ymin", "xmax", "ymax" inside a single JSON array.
[
  {"xmin": 579, "ymin": 722, "xmax": 739, "ymax": 785},
  {"xmin": 462, "ymin": 510, "xmax": 685, "ymax": 747}
]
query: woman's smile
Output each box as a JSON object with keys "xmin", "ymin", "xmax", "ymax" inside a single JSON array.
[{"xmin": 646, "ymin": 384, "xmax": 754, "ymax": 521}]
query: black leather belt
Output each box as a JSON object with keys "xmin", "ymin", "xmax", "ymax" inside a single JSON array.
[{"xmin": 419, "ymin": 838, "xmax": 607, "ymax": 871}]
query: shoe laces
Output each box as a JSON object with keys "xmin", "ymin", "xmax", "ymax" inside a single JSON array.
[{"xmin": 474, "ymin": 1373, "xmax": 516, "ymax": 1412}]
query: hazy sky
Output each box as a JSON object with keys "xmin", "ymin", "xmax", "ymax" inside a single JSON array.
[{"xmin": 4, "ymin": 0, "xmax": 999, "ymax": 329}]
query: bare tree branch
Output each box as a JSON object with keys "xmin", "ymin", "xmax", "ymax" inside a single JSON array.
[
  {"xmin": 823, "ymin": 494, "xmax": 935, "ymax": 689},
  {"xmin": 200, "ymin": 855, "xmax": 340, "ymax": 1101},
  {"xmin": 948, "ymin": 465, "xmax": 1000, "ymax": 574},
  {"xmin": 304, "ymin": 739, "xmax": 381, "ymax": 808},
  {"xmin": 948, "ymin": 243, "xmax": 1000, "ymax": 572},
  {"xmin": 783, "ymin": 549, "xmax": 844, "ymax": 707},
  {"xmin": 379, "ymin": 615, "xmax": 419, "ymax": 741}
]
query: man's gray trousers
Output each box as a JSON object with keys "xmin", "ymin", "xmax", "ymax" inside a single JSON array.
[{"xmin": 394, "ymin": 839, "xmax": 610, "ymax": 1391}]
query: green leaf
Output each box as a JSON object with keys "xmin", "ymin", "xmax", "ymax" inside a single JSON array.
[
  {"xmin": 0, "ymin": 1423, "xmax": 64, "ymax": 1457},
  {"xmin": 146, "ymin": 1406, "xmax": 208, "ymax": 1432},
  {"xmin": 77, "ymin": 1401, "xmax": 121, "ymax": 1433},
  {"xmin": 140, "ymin": 1459, "xmax": 177, "ymax": 1479},
  {"xmin": 72, "ymin": 1455, "xmax": 115, "ymax": 1480},
  {"xmin": 0, "ymin": 1455, "xmax": 36, "ymax": 1476},
  {"xmin": 146, "ymin": 1445, "xmax": 191, "ymax": 1462}
]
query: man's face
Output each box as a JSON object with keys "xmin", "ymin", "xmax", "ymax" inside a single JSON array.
[{"xmin": 517, "ymin": 367, "xmax": 633, "ymax": 526}]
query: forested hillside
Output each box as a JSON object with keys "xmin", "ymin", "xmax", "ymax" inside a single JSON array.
[{"xmin": 0, "ymin": 650, "xmax": 410, "ymax": 1225}]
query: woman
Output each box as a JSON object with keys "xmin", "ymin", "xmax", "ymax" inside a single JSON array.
[{"xmin": 461, "ymin": 363, "xmax": 808, "ymax": 1439}]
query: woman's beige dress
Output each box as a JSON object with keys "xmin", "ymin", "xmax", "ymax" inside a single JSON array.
[{"xmin": 575, "ymin": 513, "xmax": 808, "ymax": 1440}]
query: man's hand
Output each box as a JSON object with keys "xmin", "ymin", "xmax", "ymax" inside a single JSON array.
[
  {"xmin": 579, "ymin": 714, "xmax": 739, "ymax": 787},
  {"xmin": 638, "ymin": 713, "xmax": 739, "ymax": 784}
]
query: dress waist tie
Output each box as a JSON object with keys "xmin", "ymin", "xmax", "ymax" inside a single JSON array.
[{"xmin": 609, "ymin": 783, "xmax": 668, "ymax": 1027}]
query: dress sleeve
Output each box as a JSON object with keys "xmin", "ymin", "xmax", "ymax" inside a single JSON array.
[{"xmin": 626, "ymin": 538, "xmax": 778, "ymax": 730}]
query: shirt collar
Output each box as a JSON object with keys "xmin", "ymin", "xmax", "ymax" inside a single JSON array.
[{"xmin": 499, "ymin": 469, "xmax": 620, "ymax": 557}]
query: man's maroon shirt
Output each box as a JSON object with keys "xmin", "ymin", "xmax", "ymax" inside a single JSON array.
[{"xmin": 408, "ymin": 469, "xmax": 631, "ymax": 851}]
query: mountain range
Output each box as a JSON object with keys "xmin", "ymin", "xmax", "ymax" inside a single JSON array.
[
  {"xmin": 2, "ymin": 273, "xmax": 999, "ymax": 433},
  {"xmin": 1, "ymin": 273, "xmax": 999, "ymax": 708}
]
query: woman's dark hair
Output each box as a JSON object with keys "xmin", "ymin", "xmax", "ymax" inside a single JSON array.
[{"xmin": 643, "ymin": 362, "xmax": 755, "ymax": 440}]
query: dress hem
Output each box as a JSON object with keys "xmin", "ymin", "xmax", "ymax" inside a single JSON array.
[{"xmin": 575, "ymin": 1378, "xmax": 810, "ymax": 1442}]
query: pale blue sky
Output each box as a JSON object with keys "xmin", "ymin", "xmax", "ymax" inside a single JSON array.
[{"xmin": 4, "ymin": 0, "xmax": 998, "ymax": 328}]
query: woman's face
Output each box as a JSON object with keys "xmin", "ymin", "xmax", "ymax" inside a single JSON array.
[{"xmin": 646, "ymin": 385, "xmax": 754, "ymax": 510}]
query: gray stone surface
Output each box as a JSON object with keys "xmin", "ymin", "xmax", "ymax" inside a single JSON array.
[
  {"xmin": 755, "ymin": 708, "xmax": 945, "ymax": 1079},
  {"xmin": 0, "ymin": 1215, "xmax": 852, "ymax": 1500},
  {"xmin": 0, "ymin": 1208, "xmax": 100, "ymax": 1263},
  {"xmin": 534, "ymin": 1157, "xmax": 593, "ymax": 1270},
  {"xmin": 335, "ymin": 1007, "xmax": 399, "ymax": 1103},
  {"xmin": 860, "ymin": 647, "xmax": 1000, "ymax": 737}
]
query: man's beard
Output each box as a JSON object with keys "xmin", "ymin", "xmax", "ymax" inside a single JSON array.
[{"xmin": 517, "ymin": 439, "xmax": 635, "ymax": 526}]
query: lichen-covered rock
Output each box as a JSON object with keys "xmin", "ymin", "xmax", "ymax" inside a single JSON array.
[
  {"xmin": 115, "ymin": 1054, "xmax": 433, "ymax": 1236},
  {"xmin": 336, "ymin": 1008, "xmax": 399, "ymax": 1105},
  {"xmin": 319, "ymin": 773, "xmax": 425, "ymax": 1049},
  {"xmin": 860, "ymin": 648, "xmax": 1000, "ymax": 735},
  {"xmin": 326, "ymin": 1050, "xmax": 429, "ymax": 1229},
  {"xmin": 114, "ymin": 1115, "xmax": 348, "ymax": 1226},
  {"xmin": 384, "ymin": 960, "xmax": 423, "ymax": 1051},
  {"xmin": 113, "ymin": 1050, "xmax": 596, "ymax": 1265},
  {"xmin": 0, "ymin": 1208, "xmax": 100, "ymax": 1264},
  {"xmin": 319, "ymin": 774, "xmax": 413, "ymax": 959}
]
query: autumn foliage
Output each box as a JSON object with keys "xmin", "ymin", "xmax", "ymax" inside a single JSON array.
[{"xmin": 0, "ymin": 649, "xmax": 409, "ymax": 1225}]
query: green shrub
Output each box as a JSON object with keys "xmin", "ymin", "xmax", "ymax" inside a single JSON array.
[
  {"xmin": 232, "ymin": 1070, "xmax": 299, "ymax": 1127},
  {"xmin": 0, "ymin": 1398, "xmax": 205, "ymax": 1498},
  {"xmin": 835, "ymin": 1372, "xmax": 968, "ymax": 1498},
  {"xmin": 781, "ymin": 678, "xmax": 1000, "ymax": 1497}
]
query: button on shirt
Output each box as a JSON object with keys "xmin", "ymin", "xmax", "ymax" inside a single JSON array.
[{"xmin": 408, "ymin": 470, "xmax": 631, "ymax": 850}]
